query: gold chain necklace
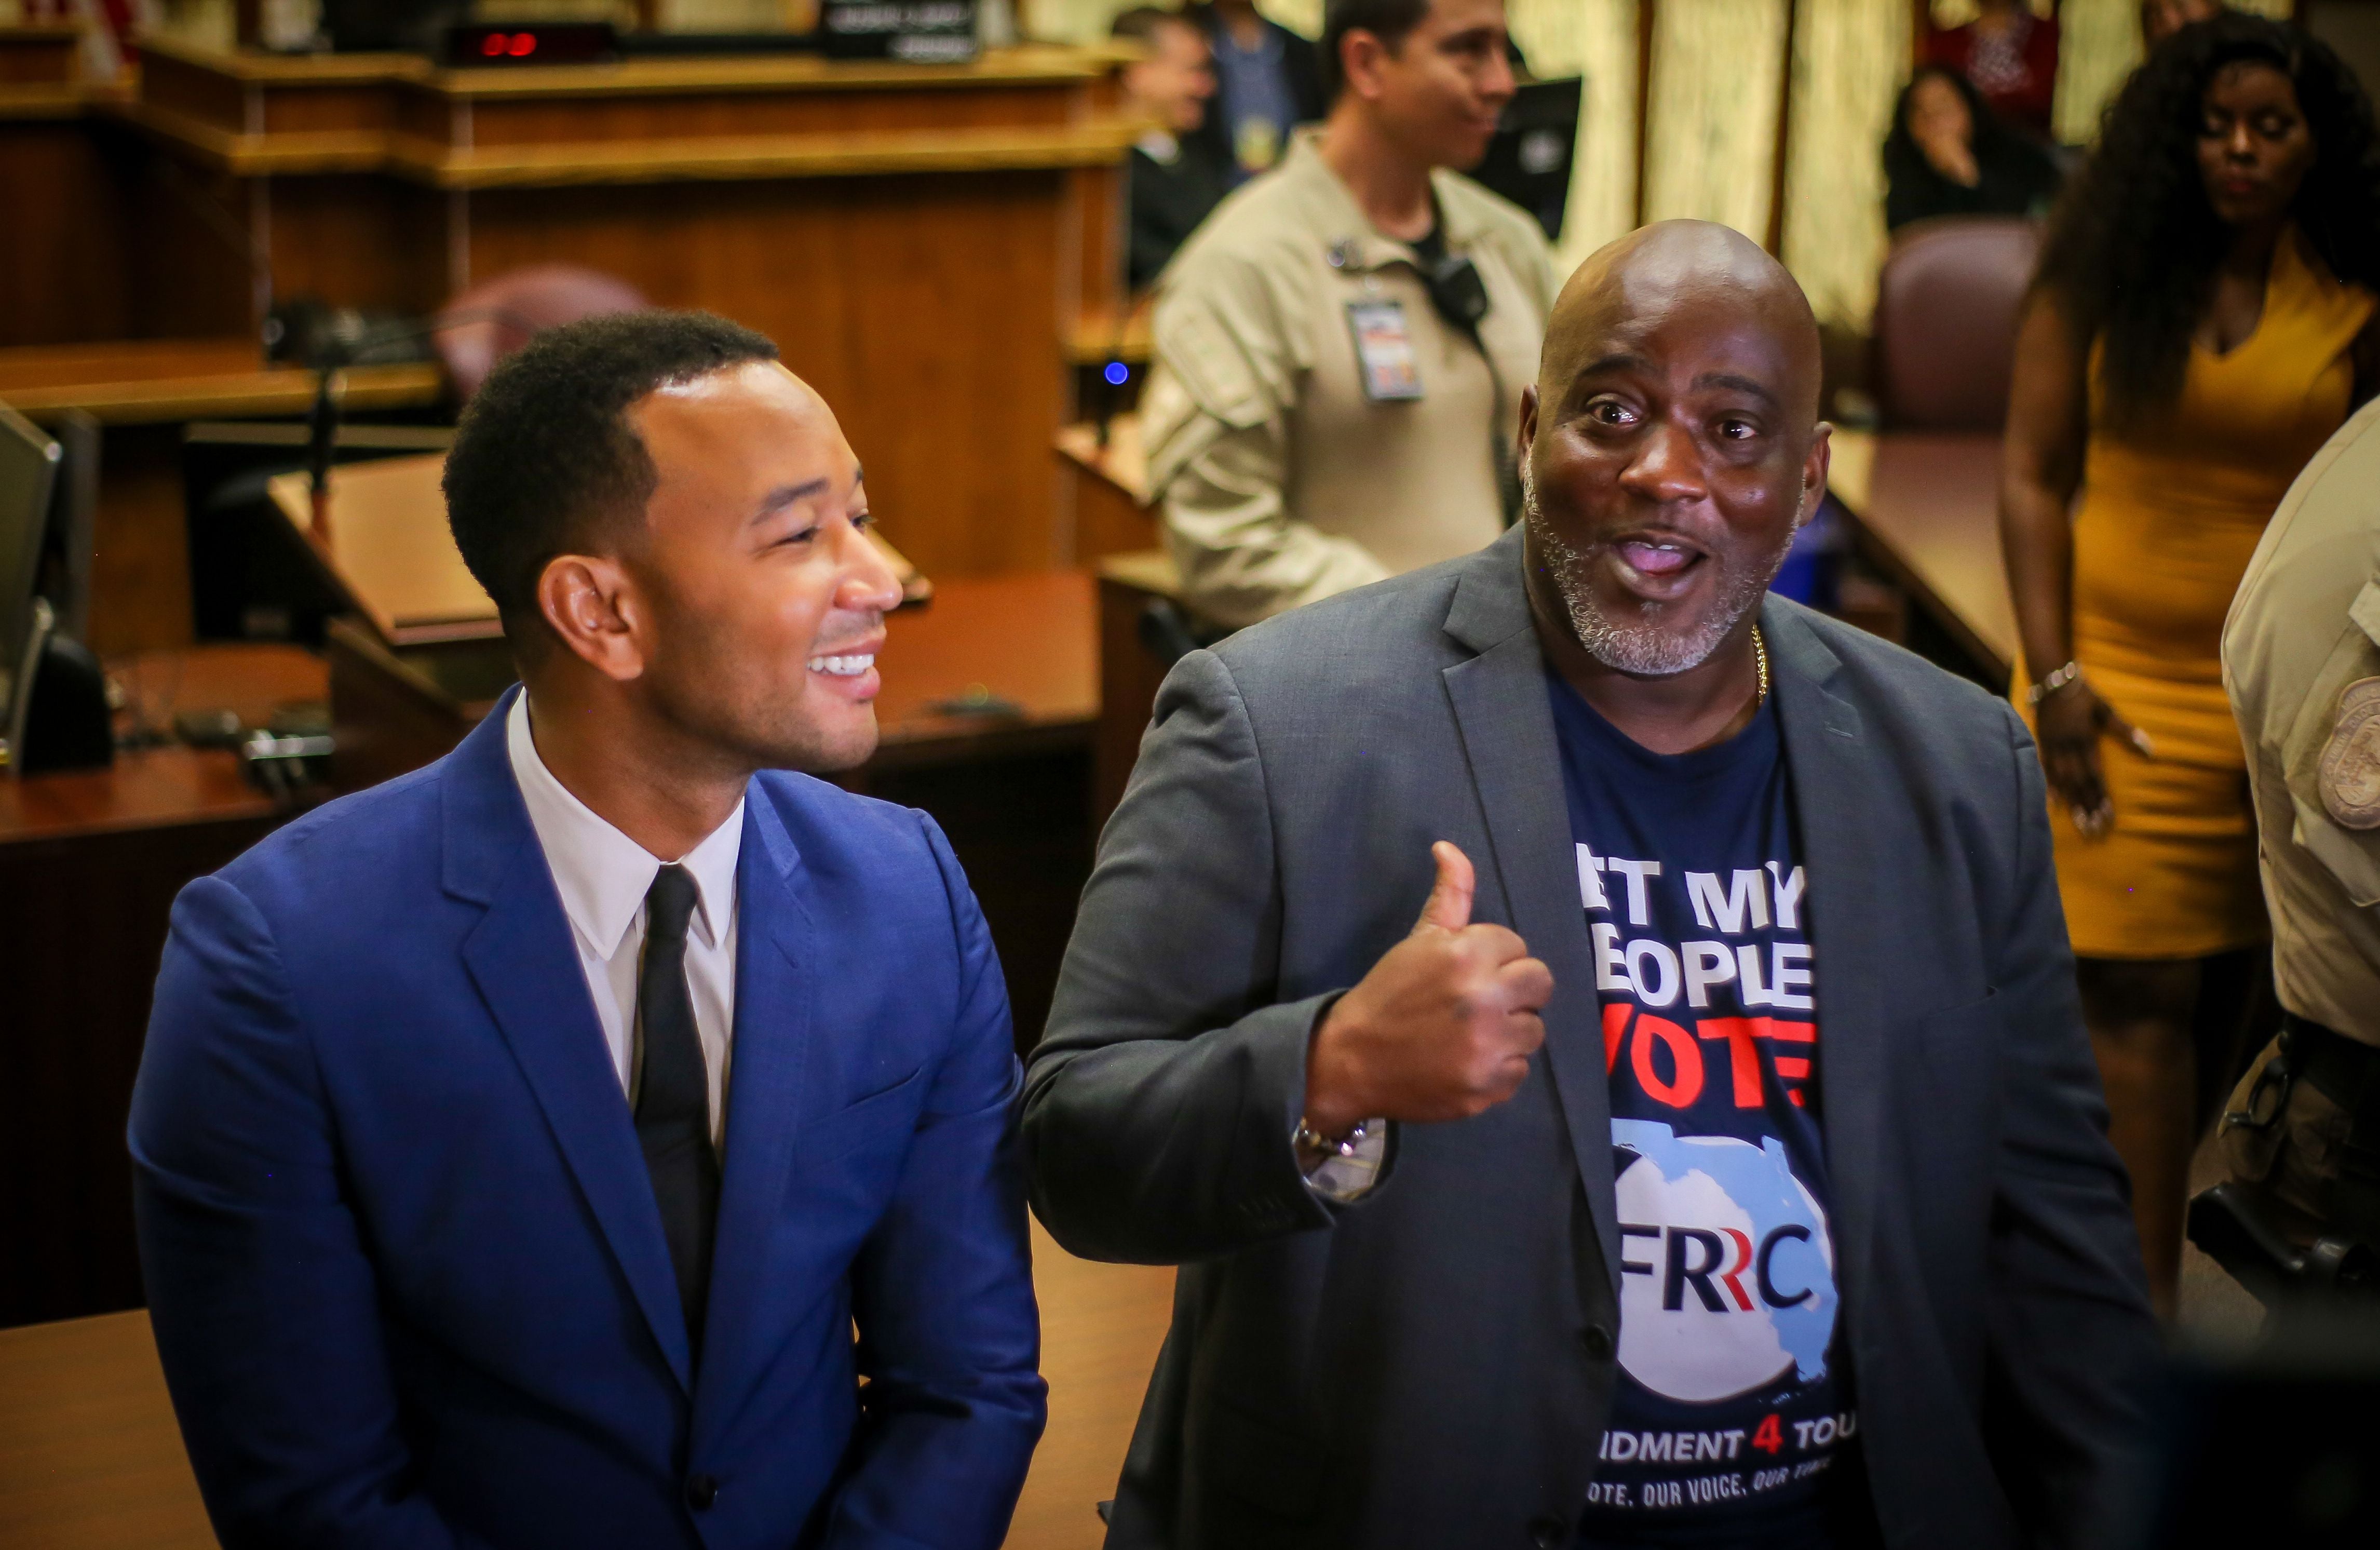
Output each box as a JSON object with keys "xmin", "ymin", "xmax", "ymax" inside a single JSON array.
[{"xmin": 1753, "ymin": 625, "xmax": 1770, "ymax": 706}]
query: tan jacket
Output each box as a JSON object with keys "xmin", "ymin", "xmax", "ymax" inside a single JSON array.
[
  {"xmin": 2224, "ymin": 395, "xmax": 2380, "ymax": 1045},
  {"xmin": 1141, "ymin": 128, "xmax": 1558, "ymax": 627}
]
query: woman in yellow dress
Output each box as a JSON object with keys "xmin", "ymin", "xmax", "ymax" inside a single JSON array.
[{"xmin": 2001, "ymin": 13, "xmax": 2380, "ymax": 1316}]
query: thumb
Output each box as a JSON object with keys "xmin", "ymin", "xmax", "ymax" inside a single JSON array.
[{"xmin": 1413, "ymin": 841, "xmax": 1475, "ymax": 935}]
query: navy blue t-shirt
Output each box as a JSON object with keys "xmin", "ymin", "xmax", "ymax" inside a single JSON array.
[{"xmin": 1548, "ymin": 676, "xmax": 1862, "ymax": 1548}]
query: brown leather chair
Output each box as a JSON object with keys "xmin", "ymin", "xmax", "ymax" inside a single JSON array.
[
  {"xmin": 434, "ymin": 266, "xmax": 650, "ymax": 401},
  {"xmin": 1871, "ymin": 217, "xmax": 2042, "ymax": 432}
]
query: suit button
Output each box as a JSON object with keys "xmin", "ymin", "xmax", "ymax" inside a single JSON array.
[
  {"xmin": 1581, "ymin": 1324, "xmax": 1615, "ymax": 1360},
  {"xmin": 1528, "ymin": 1515, "xmax": 1567, "ymax": 1548},
  {"xmin": 686, "ymin": 1474, "xmax": 719, "ymax": 1511}
]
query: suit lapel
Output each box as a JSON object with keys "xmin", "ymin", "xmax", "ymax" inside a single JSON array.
[
  {"xmin": 1763, "ymin": 599, "xmax": 1885, "ymax": 1325},
  {"xmin": 691, "ymin": 789, "xmax": 816, "ymax": 1444},
  {"xmin": 1440, "ymin": 532, "xmax": 1623, "ymax": 1298},
  {"xmin": 445, "ymin": 694, "xmax": 695, "ymax": 1390}
]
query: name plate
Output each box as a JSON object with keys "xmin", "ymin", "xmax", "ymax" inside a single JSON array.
[{"xmin": 819, "ymin": 0, "xmax": 978, "ymax": 61}]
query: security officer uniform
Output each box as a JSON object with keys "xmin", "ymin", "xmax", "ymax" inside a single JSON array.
[
  {"xmin": 1141, "ymin": 126, "xmax": 1557, "ymax": 628},
  {"xmin": 2220, "ymin": 394, "xmax": 2380, "ymax": 1250}
]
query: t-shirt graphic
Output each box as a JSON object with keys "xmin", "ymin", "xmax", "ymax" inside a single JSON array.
[{"xmin": 1547, "ymin": 676, "xmax": 1858, "ymax": 1547}]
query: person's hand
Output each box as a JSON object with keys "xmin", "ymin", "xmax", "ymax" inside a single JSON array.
[
  {"xmin": 2036, "ymin": 677, "xmax": 2153, "ymax": 838},
  {"xmin": 1302, "ymin": 842, "xmax": 1553, "ymax": 1138},
  {"xmin": 1917, "ymin": 127, "xmax": 1980, "ymax": 187}
]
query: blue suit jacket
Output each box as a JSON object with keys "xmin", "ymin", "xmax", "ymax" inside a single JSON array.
[{"xmin": 130, "ymin": 697, "xmax": 1046, "ymax": 1549}]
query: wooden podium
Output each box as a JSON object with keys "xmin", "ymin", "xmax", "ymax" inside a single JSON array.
[{"xmin": 103, "ymin": 40, "xmax": 1137, "ymax": 583}]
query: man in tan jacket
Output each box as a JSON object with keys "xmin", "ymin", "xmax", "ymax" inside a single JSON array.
[
  {"xmin": 2219, "ymin": 394, "xmax": 2380, "ymax": 1256},
  {"xmin": 1141, "ymin": 0, "xmax": 1557, "ymax": 628}
]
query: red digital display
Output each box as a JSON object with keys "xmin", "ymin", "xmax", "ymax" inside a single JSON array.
[{"xmin": 445, "ymin": 22, "xmax": 619, "ymax": 66}]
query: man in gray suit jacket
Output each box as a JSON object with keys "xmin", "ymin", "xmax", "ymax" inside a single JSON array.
[{"xmin": 1023, "ymin": 222, "xmax": 2157, "ymax": 1550}]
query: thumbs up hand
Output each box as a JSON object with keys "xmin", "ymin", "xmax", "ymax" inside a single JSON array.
[{"xmin": 1301, "ymin": 842, "xmax": 1553, "ymax": 1138}]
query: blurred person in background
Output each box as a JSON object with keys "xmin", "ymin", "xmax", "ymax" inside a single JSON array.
[
  {"xmin": 1999, "ymin": 12, "xmax": 2380, "ymax": 1317},
  {"xmin": 1923, "ymin": 0, "xmax": 2061, "ymax": 142},
  {"xmin": 2144, "ymin": 0, "xmax": 2224, "ymax": 50},
  {"xmin": 1883, "ymin": 63, "xmax": 2063, "ymax": 233},
  {"xmin": 1114, "ymin": 7, "xmax": 1233, "ymax": 291},
  {"xmin": 1187, "ymin": 0, "xmax": 1328, "ymax": 181},
  {"xmin": 1141, "ymin": 0, "xmax": 1555, "ymax": 629}
]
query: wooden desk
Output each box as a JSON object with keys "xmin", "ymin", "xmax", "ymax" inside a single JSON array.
[
  {"xmin": 91, "ymin": 40, "xmax": 1135, "ymax": 583},
  {"xmin": 0, "ymin": 339, "xmax": 449, "ymax": 655},
  {"xmin": 1825, "ymin": 430, "xmax": 2017, "ymax": 682},
  {"xmin": 1055, "ymin": 417, "xmax": 1156, "ymax": 566},
  {"xmin": 0, "ymin": 646, "xmax": 327, "ymax": 1329},
  {"xmin": 0, "ymin": 1219, "xmax": 1173, "ymax": 1550},
  {"xmin": 1091, "ymin": 548, "xmax": 1181, "ymax": 827},
  {"xmin": 872, "ymin": 570, "xmax": 1099, "ymax": 769},
  {"xmin": 0, "ymin": 338, "xmax": 444, "ymax": 426},
  {"xmin": 1064, "ymin": 299, "xmax": 1153, "ymax": 368}
]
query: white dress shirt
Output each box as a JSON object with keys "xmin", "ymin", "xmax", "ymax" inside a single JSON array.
[{"xmin": 507, "ymin": 694, "xmax": 743, "ymax": 1145}]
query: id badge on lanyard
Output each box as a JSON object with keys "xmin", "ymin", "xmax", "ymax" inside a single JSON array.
[{"xmin": 1347, "ymin": 300, "xmax": 1425, "ymax": 403}]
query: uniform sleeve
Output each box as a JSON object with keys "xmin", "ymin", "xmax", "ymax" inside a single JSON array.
[{"xmin": 1144, "ymin": 247, "xmax": 1393, "ymax": 628}]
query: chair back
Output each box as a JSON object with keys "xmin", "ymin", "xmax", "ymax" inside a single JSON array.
[
  {"xmin": 1872, "ymin": 217, "xmax": 2042, "ymax": 432},
  {"xmin": 435, "ymin": 266, "xmax": 650, "ymax": 401}
]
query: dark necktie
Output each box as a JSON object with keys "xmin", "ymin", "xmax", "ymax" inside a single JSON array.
[{"xmin": 636, "ymin": 865, "xmax": 719, "ymax": 1358}]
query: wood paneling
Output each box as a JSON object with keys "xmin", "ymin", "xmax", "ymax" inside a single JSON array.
[
  {"xmin": 258, "ymin": 172, "xmax": 450, "ymax": 314},
  {"xmin": 92, "ymin": 42, "xmax": 1129, "ymax": 577},
  {"xmin": 463, "ymin": 171, "xmax": 1072, "ymax": 575},
  {"xmin": 0, "ymin": 23, "xmax": 81, "ymax": 87},
  {"xmin": 0, "ymin": 119, "xmax": 131, "ymax": 347}
]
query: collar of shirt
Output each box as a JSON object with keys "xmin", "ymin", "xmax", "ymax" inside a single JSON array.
[
  {"xmin": 1135, "ymin": 127, "xmax": 1182, "ymax": 165},
  {"xmin": 1277, "ymin": 127, "xmax": 1491, "ymax": 275},
  {"xmin": 505, "ymin": 692, "xmax": 744, "ymax": 964}
]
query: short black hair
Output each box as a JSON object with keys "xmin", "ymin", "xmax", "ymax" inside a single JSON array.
[
  {"xmin": 1320, "ymin": 0, "xmax": 1432, "ymax": 101},
  {"xmin": 1110, "ymin": 5, "xmax": 1193, "ymax": 46},
  {"xmin": 443, "ymin": 310, "xmax": 779, "ymax": 650}
]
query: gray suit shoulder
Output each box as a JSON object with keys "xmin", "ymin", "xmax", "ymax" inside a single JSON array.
[{"xmin": 1202, "ymin": 553, "xmax": 1472, "ymax": 701}]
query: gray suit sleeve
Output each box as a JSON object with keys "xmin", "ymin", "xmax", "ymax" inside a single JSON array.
[
  {"xmin": 1022, "ymin": 648, "xmax": 1340, "ymax": 1264},
  {"xmin": 1980, "ymin": 707, "xmax": 2160, "ymax": 1545}
]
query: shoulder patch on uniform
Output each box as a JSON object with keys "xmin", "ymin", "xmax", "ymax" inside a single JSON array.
[{"xmin": 2320, "ymin": 675, "xmax": 2380, "ymax": 830}]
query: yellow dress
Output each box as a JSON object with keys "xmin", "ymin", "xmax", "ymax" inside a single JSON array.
[{"xmin": 2019, "ymin": 229, "xmax": 2374, "ymax": 960}]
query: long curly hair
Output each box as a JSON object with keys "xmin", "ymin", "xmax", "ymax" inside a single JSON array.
[{"xmin": 2033, "ymin": 12, "xmax": 2380, "ymax": 428}]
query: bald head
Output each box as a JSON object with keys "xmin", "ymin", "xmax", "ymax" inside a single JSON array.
[
  {"xmin": 1541, "ymin": 220, "xmax": 1821, "ymax": 427},
  {"xmin": 1515, "ymin": 220, "xmax": 1831, "ymax": 686}
]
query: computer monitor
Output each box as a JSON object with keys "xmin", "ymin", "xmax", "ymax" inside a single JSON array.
[
  {"xmin": 1472, "ymin": 77, "xmax": 1583, "ymax": 245},
  {"xmin": 38, "ymin": 409, "xmax": 98, "ymax": 647},
  {"xmin": 0, "ymin": 405, "xmax": 62, "ymax": 767}
]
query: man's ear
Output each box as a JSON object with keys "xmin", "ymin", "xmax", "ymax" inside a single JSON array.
[
  {"xmin": 536, "ymin": 554, "xmax": 647, "ymax": 683},
  {"xmin": 1340, "ymin": 29, "xmax": 1389, "ymax": 101},
  {"xmin": 1518, "ymin": 381, "xmax": 1539, "ymax": 463},
  {"xmin": 1798, "ymin": 422, "xmax": 1833, "ymax": 528}
]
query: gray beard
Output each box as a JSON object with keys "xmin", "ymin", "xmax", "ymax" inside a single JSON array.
[{"xmin": 1522, "ymin": 471, "xmax": 1795, "ymax": 678}]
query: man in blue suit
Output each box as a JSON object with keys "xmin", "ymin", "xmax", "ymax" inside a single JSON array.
[{"xmin": 129, "ymin": 312, "xmax": 1046, "ymax": 1549}]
